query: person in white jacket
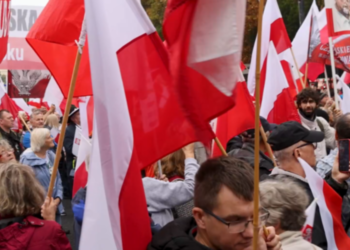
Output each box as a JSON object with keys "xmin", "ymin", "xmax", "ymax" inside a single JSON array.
[
  {"xmin": 260, "ymin": 177, "xmax": 322, "ymax": 250},
  {"xmin": 297, "ymin": 88, "xmax": 337, "ymax": 162},
  {"xmin": 143, "ymin": 143, "xmax": 199, "ymax": 227}
]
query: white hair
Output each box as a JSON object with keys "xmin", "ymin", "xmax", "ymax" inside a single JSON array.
[{"xmin": 30, "ymin": 128, "xmax": 50, "ymax": 152}]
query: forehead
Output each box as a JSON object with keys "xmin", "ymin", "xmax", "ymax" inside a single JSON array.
[
  {"xmin": 32, "ymin": 113, "xmax": 43, "ymax": 119},
  {"xmin": 1, "ymin": 112, "xmax": 12, "ymax": 118},
  {"xmin": 301, "ymin": 97, "xmax": 315, "ymax": 102},
  {"xmin": 213, "ymin": 185, "xmax": 254, "ymax": 218}
]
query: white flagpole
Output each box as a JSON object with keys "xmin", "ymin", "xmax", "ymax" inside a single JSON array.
[
  {"xmin": 324, "ymin": 66, "xmax": 331, "ymax": 98},
  {"xmin": 328, "ymin": 37, "xmax": 339, "ymax": 110}
]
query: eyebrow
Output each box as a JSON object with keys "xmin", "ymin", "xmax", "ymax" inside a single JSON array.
[{"xmin": 222, "ymin": 215, "xmax": 248, "ymax": 222}]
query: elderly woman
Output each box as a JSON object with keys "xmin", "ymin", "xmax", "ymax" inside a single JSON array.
[
  {"xmin": 20, "ymin": 128, "xmax": 63, "ymax": 223},
  {"xmin": 0, "ymin": 162, "xmax": 72, "ymax": 249},
  {"xmin": 260, "ymin": 177, "xmax": 322, "ymax": 250},
  {"xmin": 0, "ymin": 139, "xmax": 16, "ymax": 163}
]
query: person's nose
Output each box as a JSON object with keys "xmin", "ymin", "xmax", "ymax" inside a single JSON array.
[{"xmin": 241, "ymin": 222, "xmax": 254, "ymax": 238}]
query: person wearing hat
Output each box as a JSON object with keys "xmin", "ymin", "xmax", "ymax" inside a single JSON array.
[
  {"xmin": 228, "ymin": 117, "xmax": 276, "ymax": 180},
  {"xmin": 296, "ymin": 88, "xmax": 337, "ymax": 161},
  {"xmin": 268, "ymin": 121, "xmax": 350, "ymax": 250},
  {"xmin": 63, "ymin": 105, "xmax": 81, "ymax": 199}
]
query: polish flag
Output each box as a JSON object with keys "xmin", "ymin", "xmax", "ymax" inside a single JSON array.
[
  {"xmin": 26, "ymin": 0, "xmax": 92, "ymax": 98},
  {"xmin": 339, "ymin": 75, "xmax": 350, "ymax": 114},
  {"xmin": 248, "ymin": 0, "xmax": 296, "ymax": 98},
  {"xmin": 0, "ymin": 0, "xmax": 10, "ymax": 63},
  {"xmin": 163, "ymin": 0, "xmax": 246, "ymax": 144},
  {"xmin": 13, "ymin": 98, "xmax": 31, "ymax": 115},
  {"xmin": 0, "ymin": 84, "xmax": 23, "ymax": 130},
  {"xmin": 261, "ymin": 42, "xmax": 300, "ymax": 124},
  {"xmin": 212, "ymin": 81, "xmax": 255, "ymax": 157},
  {"xmin": 299, "ymin": 158, "xmax": 350, "ymax": 249},
  {"xmin": 80, "ymin": 0, "xmax": 200, "ymax": 249},
  {"xmin": 50, "ymin": 127, "xmax": 60, "ymax": 144},
  {"xmin": 42, "ymin": 77, "xmax": 64, "ymax": 116},
  {"xmin": 341, "ymin": 71, "xmax": 350, "ymax": 85},
  {"xmin": 72, "ymin": 135, "xmax": 90, "ymax": 197},
  {"xmin": 292, "ymin": 1, "xmax": 324, "ymax": 83},
  {"xmin": 302, "ymin": 198, "xmax": 318, "ymax": 242}
]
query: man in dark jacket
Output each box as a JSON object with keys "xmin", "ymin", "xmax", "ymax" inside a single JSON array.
[
  {"xmin": 0, "ymin": 110, "xmax": 23, "ymax": 160},
  {"xmin": 63, "ymin": 105, "xmax": 81, "ymax": 198},
  {"xmin": 147, "ymin": 157, "xmax": 282, "ymax": 250},
  {"xmin": 228, "ymin": 117, "xmax": 275, "ymax": 180},
  {"xmin": 267, "ymin": 121, "xmax": 350, "ymax": 250}
]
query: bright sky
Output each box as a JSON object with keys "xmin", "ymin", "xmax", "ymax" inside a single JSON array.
[{"xmin": 12, "ymin": 0, "xmax": 48, "ymax": 6}]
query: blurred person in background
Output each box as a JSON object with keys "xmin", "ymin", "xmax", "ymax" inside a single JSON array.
[
  {"xmin": 22, "ymin": 109, "xmax": 45, "ymax": 149},
  {"xmin": 0, "ymin": 139, "xmax": 16, "ymax": 163},
  {"xmin": 260, "ymin": 177, "xmax": 322, "ymax": 250},
  {"xmin": 0, "ymin": 162, "xmax": 71, "ymax": 250}
]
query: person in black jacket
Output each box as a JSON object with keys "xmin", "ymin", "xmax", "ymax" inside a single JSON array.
[
  {"xmin": 63, "ymin": 105, "xmax": 81, "ymax": 199},
  {"xmin": 148, "ymin": 157, "xmax": 282, "ymax": 250},
  {"xmin": 0, "ymin": 110, "xmax": 23, "ymax": 160},
  {"xmin": 228, "ymin": 117, "xmax": 276, "ymax": 180},
  {"xmin": 267, "ymin": 121, "xmax": 350, "ymax": 250}
]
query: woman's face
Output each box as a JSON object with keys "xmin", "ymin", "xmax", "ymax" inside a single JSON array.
[
  {"xmin": 0, "ymin": 146, "xmax": 15, "ymax": 163},
  {"xmin": 44, "ymin": 134, "xmax": 55, "ymax": 149}
]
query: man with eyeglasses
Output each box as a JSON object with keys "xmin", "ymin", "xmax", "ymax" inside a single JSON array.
[
  {"xmin": 296, "ymin": 88, "xmax": 337, "ymax": 161},
  {"xmin": 268, "ymin": 121, "xmax": 350, "ymax": 250},
  {"xmin": 147, "ymin": 157, "xmax": 281, "ymax": 250}
]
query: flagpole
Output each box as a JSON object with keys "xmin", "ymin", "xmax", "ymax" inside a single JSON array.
[
  {"xmin": 214, "ymin": 137, "xmax": 228, "ymax": 156},
  {"xmin": 18, "ymin": 114, "xmax": 31, "ymax": 133},
  {"xmin": 291, "ymin": 48, "xmax": 305, "ymax": 88},
  {"xmin": 259, "ymin": 126, "xmax": 276, "ymax": 166},
  {"xmin": 47, "ymin": 17, "xmax": 87, "ymax": 198},
  {"xmin": 253, "ymin": 0, "xmax": 265, "ymax": 248},
  {"xmin": 304, "ymin": 62, "xmax": 309, "ymax": 86},
  {"xmin": 324, "ymin": 65, "xmax": 331, "ymax": 98},
  {"xmin": 328, "ymin": 37, "xmax": 339, "ymax": 110}
]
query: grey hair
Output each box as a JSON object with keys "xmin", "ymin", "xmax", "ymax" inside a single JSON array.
[
  {"xmin": 273, "ymin": 141, "xmax": 304, "ymax": 162},
  {"xmin": 30, "ymin": 109, "xmax": 42, "ymax": 120},
  {"xmin": 30, "ymin": 128, "xmax": 50, "ymax": 152},
  {"xmin": 260, "ymin": 176, "xmax": 309, "ymax": 231},
  {"xmin": 0, "ymin": 139, "xmax": 11, "ymax": 150}
]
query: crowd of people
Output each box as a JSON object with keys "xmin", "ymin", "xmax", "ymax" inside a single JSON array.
[{"xmin": 0, "ymin": 87, "xmax": 349, "ymax": 250}]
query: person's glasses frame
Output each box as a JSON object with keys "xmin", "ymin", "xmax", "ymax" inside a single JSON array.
[
  {"xmin": 203, "ymin": 207, "xmax": 270, "ymax": 234},
  {"xmin": 296, "ymin": 142, "xmax": 317, "ymax": 150}
]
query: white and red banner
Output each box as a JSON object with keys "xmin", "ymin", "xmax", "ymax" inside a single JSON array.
[
  {"xmin": 299, "ymin": 157, "xmax": 350, "ymax": 249},
  {"xmin": 325, "ymin": 0, "xmax": 350, "ymax": 37},
  {"xmin": 0, "ymin": 0, "xmax": 11, "ymax": 63},
  {"xmin": 72, "ymin": 125, "xmax": 81, "ymax": 157},
  {"xmin": 302, "ymin": 198, "xmax": 318, "ymax": 242}
]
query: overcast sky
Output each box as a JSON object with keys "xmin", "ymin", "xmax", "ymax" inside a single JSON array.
[{"xmin": 12, "ymin": 0, "xmax": 48, "ymax": 6}]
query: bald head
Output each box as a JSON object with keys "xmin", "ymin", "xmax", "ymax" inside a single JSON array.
[{"xmin": 336, "ymin": 113, "xmax": 350, "ymax": 140}]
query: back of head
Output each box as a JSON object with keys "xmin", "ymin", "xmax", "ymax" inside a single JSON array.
[
  {"xmin": 335, "ymin": 113, "xmax": 350, "ymax": 140},
  {"xmin": 45, "ymin": 114, "xmax": 59, "ymax": 129},
  {"xmin": 296, "ymin": 88, "xmax": 320, "ymax": 106},
  {"xmin": 194, "ymin": 156, "xmax": 254, "ymax": 211},
  {"xmin": 0, "ymin": 162, "xmax": 45, "ymax": 217},
  {"xmin": 260, "ymin": 177, "xmax": 309, "ymax": 231},
  {"xmin": 157, "ymin": 149, "xmax": 185, "ymax": 178},
  {"xmin": 31, "ymin": 128, "xmax": 50, "ymax": 152}
]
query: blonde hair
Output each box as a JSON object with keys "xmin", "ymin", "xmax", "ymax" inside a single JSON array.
[
  {"xmin": 155, "ymin": 149, "xmax": 185, "ymax": 178},
  {"xmin": 0, "ymin": 163, "xmax": 45, "ymax": 217},
  {"xmin": 31, "ymin": 128, "xmax": 50, "ymax": 152},
  {"xmin": 0, "ymin": 139, "xmax": 11, "ymax": 151},
  {"xmin": 45, "ymin": 114, "xmax": 59, "ymax": 129}
]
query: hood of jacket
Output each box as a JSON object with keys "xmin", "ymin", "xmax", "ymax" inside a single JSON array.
[
  {"xmin": 147, "ymin": 217, "xmax": 210, "ymax": 250},
  {"xmin": 280, "ymin": 231, "xmax": 322, "ymax": 250}
]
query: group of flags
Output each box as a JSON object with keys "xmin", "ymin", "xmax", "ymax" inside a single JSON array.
[{"xmin": 0, "ymin": 0, "xmax": 348, "ymax": 249}]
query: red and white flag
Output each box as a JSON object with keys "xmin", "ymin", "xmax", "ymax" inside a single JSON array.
[
  {"xmin": 261, "ymin": 42, "xmax": 300, "ymax": 124},
  {"xmin": 163, "ymin": 0, "xmax": 246, "ymax": 144},
  {"xmin": 42, "ymin": 77, "xmax": 64, "ymax": 116},
  {"xmin": 247, "ymin": 0, "xmax": 297, "ymax": 98},
  {"xmin": 302, "ymin": 198, "xmax": 318, "ymax": 242},
  {"xmin": 81, "ymin": 0, "xmax": 199, "ymax": 249},
  {"xmin": 212, "ymin": 81, "xmax": 255, "ymax": 157},
  {"xmin": 339, "ymin": 75, "xmax": 350, "ymax": 114},
  {"xmin": 13, "ymin": 98, "xmax": 31, "ymax": 115},
  {"xmin": 299, "ymin": 157, "xmax": 350, "ymax": 249},
  {"xmin": 50, "ymin": 127, "xmax": 60, "ymax": 144},
  {"xmin": 0, "ymin": 84, "xmax": 23, "ymax": 130},
  {"xmin": 0, "ymin": 0, "xmax": 10, "ymax": 63},
  {"xmin": 26, "ymin": 0, "xmax": 92, "ymax": 97},
  {"xmin": 325, "ymin": 0, "xmax": 350, "ymax": 37}
]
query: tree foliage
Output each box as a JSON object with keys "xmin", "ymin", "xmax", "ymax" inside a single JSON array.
[{"xmin": 141, "ymin": 0, "xmax": 167, "ymax": 39}]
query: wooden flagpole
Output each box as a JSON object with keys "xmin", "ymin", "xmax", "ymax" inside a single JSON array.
[
  {"xmin": 259, "ymin": 126, "xmax": 276, "ymax": 166},
  {"xmin": 214, "ymin": 137, "xmax": 228, "ymax": 156},
  {"xmin": 291, "ymin": 48, "xmax": 305, "ymax": 89},
  {"xmin": 18, "ymin": 114, "xmax": 31, "ymax": 134},
  {"xmin": 47, "ymin": 18, "xmax": 86, "ymax": 198},
  {"xmin": 304, "ymin": 62, "xmax": 309, "ymax": 86},
  {"xmin": 253, "ymin": 0, "xmax": 265, "ymax": 248}
]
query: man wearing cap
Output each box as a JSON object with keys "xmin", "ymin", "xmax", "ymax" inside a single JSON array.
[
  {"xmin": 228, "ymin": 117, "xmax": 275, "ymax": 180},
  {"xmin": 268, "ymin": 121, "xmax": 350, "ymax": 250},
  {"xmin": 296, "ymin": 88, "xmax": 336, "ymax": 161},
  {"xmin": 63, "ymin": 105, "xmax": 81, "ymax": 198}
]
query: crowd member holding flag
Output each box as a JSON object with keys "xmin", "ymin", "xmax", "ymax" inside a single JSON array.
[
  {"xmin": 260, "ymin": 177, "xmax": 322, "ymax": 250},
  {"xmin": 148, "ymin": 157, "xmax": 282, "ymax": 250},
  {"xmin": 268, "ymin": 121, "xmax": 350, "ymax": 249},
  {"xmin": 296, "ymin": 88, "xmax": 337, "ymax": 161},
  {"xmin": 0, "ymin": 110, "xmax": 23, "ymax": 160}
]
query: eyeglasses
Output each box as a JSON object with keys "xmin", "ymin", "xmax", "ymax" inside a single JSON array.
[
  {"xmin": 203, "ymin": 207, "xmax": 270, "ymax": 234},
  {"xmin": 296, "ymin": 142, "xmax": 317, "ymax": 150},
  {"xmin": 0, "ymin": 148, "xmax": 14, "ymax": 156}
]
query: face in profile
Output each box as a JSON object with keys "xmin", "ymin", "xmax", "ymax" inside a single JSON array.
[
  {"xmin": 0, "ymin": 146, "xmax": 15, "ymax": 163},
  {"xmin": 44, "ymin": 134, "xmax": 55, "ymax": 149},
  {"xmin": 335, "ymin": 0, "xmax": 350, "ymax": 17}
]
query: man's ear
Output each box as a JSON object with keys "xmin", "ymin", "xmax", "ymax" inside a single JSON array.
[
  {"xmin": 293, "ymin": 148, "xmax": 301, "ymax": 158},
  {"xmin": 193, "ymin": 207, "xmax": 207, "ymax": 230}
]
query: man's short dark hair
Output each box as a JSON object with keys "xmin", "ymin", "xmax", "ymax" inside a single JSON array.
[
  {"xmin": 296, "ymin": 88, "xmax": 320, "ymax": 106},
  {"xmin": 0, "ymin": 110, "xmax": 10, "ymax": 119},
  {"xmin": 194, "ymin": 156, "xmax": 254, "ymax": 211},
  {"xmin": 336, "ymin": 113, "xmax": 350, "ymax": 140}
]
